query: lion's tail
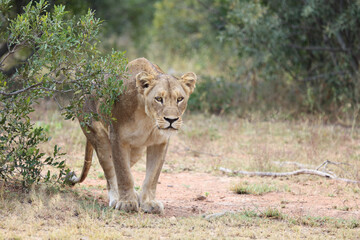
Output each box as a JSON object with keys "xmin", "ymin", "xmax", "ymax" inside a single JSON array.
[{"xmin": 66, "ymin": 140, "xmax": 93, "ymax": 185}]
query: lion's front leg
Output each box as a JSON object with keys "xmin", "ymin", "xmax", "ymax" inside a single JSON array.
[
  {"xmin": 111, "ymin": 133, "xmax": 139, "ymax": 212},
  {"xmin": 140, "ymin": 142, "xmax": 168, "ymax": 214}
]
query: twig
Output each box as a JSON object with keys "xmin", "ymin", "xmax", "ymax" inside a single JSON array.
[
  {"xmin": 219, "ymin": 167, "xmax": 360, "ymax": 184},
  {"xmin": 316, "ymin": 160, "xmax": 350, "ymax": 172},
  {"xmin": 0, "ymin": 40, "xmax": 28, "ymax": 68},
  {"xmin": 53, "ymin": 96, "xmax": 64, "ymax": 110},
  {"xmin": 316, "ymin": 160, "xmax": 328, "ymax": 170}
]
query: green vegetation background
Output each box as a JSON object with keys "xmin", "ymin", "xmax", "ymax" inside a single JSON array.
[{"xmin": 4, "ymin": 0, "xmax": 360, "ymax": 118}]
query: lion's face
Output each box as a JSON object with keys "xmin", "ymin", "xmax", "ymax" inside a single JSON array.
[{"xmin": 136, "ymin": 71, "xmax": 196, "ymax": 133}]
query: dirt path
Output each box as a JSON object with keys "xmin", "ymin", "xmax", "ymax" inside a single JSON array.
[{"xmin": 81, "ymin": 171, "xmax": 360, "ymax": 219}]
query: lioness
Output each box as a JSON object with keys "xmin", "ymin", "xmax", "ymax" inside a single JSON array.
[{"xmin": 69, "ymin": 58, "xmax": 196, "ymax": 214}]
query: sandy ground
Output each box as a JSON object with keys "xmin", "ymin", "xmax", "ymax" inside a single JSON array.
[{"xmin": 81, "ymin": 171, "xmax": 360, "ymax": 219}]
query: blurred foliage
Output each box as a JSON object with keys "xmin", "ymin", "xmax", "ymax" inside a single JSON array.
[
  {"xmin": 88, "ymin": 0, "xmax": 157, "ymax": 37},
  {"xmin": 188, "ymin": 75, "xmax": 242, "ymax": 115},
  {"xmin": 152, "ymin": 0, "xmax": 224, "ymax": 55},
  {"xmin": 148, "ymin": 0, "xmax": 360, "ymax": 116},
  {"xmin": 149, "ymin": 0, "xmax": 233, "ymax": 69},
  {"xmin": 223, "ymin": 0, "xmax": 360, "ymax": 114},
  {"xmin": 0, "ymin": 0, "xmax": 127, "ymax": 187}
]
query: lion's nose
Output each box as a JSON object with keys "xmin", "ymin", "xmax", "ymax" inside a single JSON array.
[{"xmin": 164, "ymin": 117, "xmax": 179, "ymax": 125}]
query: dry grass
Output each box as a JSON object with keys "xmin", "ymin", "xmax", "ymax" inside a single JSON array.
[
  {"xmin": 0, "ymin": 185, "xmax": 359, "ymax": 239},
  {"xmin": 30, "ymin": 103, "xmax": 360, "ymax": 179},
  {"xmin": 174, "ymin": 113, "xmax": 360, "ymax": 180},
  {"xmin": 1, "ymin": 104, "xmax": 360, "ymax": 239}
]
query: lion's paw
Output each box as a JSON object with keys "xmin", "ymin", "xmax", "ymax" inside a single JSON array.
[
  {"xmin": 112, "ymin": 190, "xmax": 139, "ymax": 212},
  {"xmin": 115, "ymin": 200, "xmax": 139, "ymax": 212},
  {"xmin": 140, "ymin": 200, "xmax": 164, "ymax": 214},
  {"xmin": 108, "ymin": 189, "xmax": 119, "ymax": 208}
]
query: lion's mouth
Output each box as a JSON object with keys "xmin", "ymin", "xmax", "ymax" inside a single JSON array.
[
  {"xmin": 158, "ymin": 126, "xmax": 178, "ymax": 131},
  {"xmin": 166, "ymin": 126, "xmax": 178, "ymax": 131}
]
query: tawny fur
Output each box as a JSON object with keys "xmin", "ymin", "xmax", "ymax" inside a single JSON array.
[{"xmin": 71, "ymin": 58, "xmax": 196, "ymax": 214}]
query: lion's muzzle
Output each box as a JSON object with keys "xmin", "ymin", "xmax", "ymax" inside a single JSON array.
[{"xmin": 157, "ymin": 116, "xmax": 182, "ymax": 131}]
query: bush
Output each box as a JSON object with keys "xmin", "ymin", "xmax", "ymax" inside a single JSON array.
[
  {"xmin": 188, "ymin": 75, "xmax": 242, "ymax": 115},
  {"xmin": 223, "ymin": 0, "xmax": 360, "ymax": 114},
  {"xmin": 0, "ymin": 0, "xmax": 127, "ymax": 187}
]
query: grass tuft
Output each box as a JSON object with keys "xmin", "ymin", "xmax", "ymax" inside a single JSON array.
[
  {"xmin": 349, "ymin": 220, "xmax": 360, "ymax": 229},
  {"xmin": 231, "ymin": 182, "xmax": 278, "ymax": 195},
  {"xmin": 261, "ymin": 208, "xmax": 284, "ymax": 220}
]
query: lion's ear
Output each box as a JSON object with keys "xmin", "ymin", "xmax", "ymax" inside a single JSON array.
[
  {"xmin": 136, "ymin": 71, "xmax": 155, "ymax": 94},
  {"xmin": 180, "ymin": 72, "xmax": 197, "ymax": 95}
]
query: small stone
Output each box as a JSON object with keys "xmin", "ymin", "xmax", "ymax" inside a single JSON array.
[
  {"xmin": 191, "ymin": 205, "xmax": 199, "ymax": 213},
  {"xmin": 169, "ymin": 216, "xmax": 177, "ymax": 224},
  {"xmin": 195, "ymin": 195, "xmax": 206, "ymax": 201}
]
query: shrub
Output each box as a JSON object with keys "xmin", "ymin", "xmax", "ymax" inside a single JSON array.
[
  {"xmin": 0, "ymin": 0, "xmax": 127, "ymax": 187},
  {"xmin": 188, "ymin": 75, "xmax": 242, "ymax": 114}
]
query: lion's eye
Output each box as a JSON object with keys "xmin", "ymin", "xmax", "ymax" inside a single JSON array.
[
  {"xmin": 155, "ymin": 97, "xmax": 163, "ymax": 103},
  {"xmin": 177, "ymin": 97, "xmax": 184, "ymax": 103}
]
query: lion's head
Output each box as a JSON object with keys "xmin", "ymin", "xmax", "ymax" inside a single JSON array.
[{"xmin": 135, "ymin": 71, "xmax": 196, "ymax": 133}]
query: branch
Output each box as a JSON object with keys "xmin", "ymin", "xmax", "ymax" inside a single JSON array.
[
  {"xmin": 39, "ymin": 87, "xmax": 74, "ymax": 93},
  {"xmin": 0, "ymin": 82, "xmax": 42, "ymax": 96},
  {"xmin": 0, "ymin": 67, "xmax": 99, "ymax": 96},
  {"xmin": 219, "ymin": 167, "xmax": 360, "ymax": 184},
  {"xmin": 219, "ymin": 167, "xmax": 334, "ymax": 177},
  {"xmin": 0, "ymin": 40, "xmax": 27, "ymax": 68}
]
